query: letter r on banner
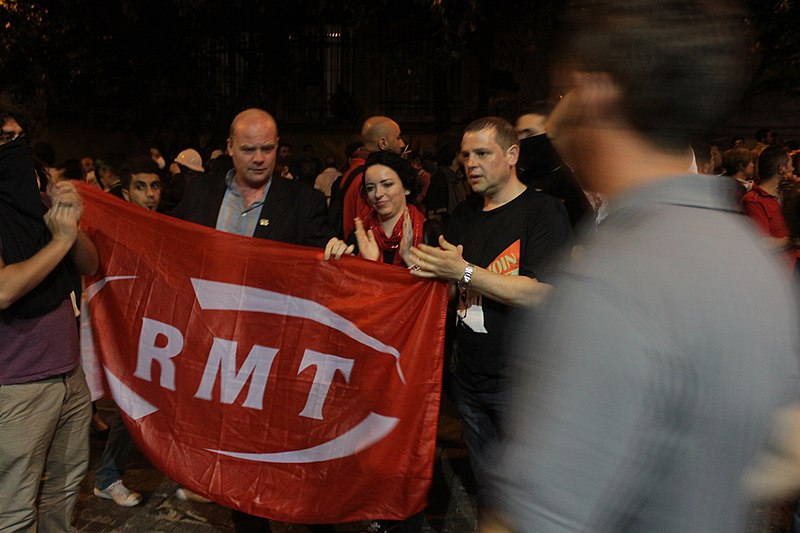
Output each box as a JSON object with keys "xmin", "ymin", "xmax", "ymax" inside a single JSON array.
[
  {"xmin": 298, "ymin": 350, "xmax": 354, "ymax": 420},
  {"xmin": 134, "ymin": 318, "xmax": 184, "ymax": 390}
]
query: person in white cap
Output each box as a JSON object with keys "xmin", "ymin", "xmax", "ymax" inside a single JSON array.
[
  {"xmin": 162, "ymin": 148, "xmax": 206, "ymax": 212},
  {"xmin": 171, "ymin": 148, "xmax": 205, "ymax": 174}
]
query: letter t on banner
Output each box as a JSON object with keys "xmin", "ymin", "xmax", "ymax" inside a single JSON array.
[{"xmin": 298, "ymin": 350, "xmax": 354, "ymax": 420}]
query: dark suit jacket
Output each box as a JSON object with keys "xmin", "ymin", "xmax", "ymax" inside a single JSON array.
[{"xmin": 172, "ymin": 171, "xmax": 333, "ymax": 248}]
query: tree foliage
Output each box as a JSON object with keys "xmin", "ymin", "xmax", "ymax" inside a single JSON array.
[
  {"xmin": 1, "ymin": 0, "xmax": 797, "ymax": 136},
  {"xmin": 745, "ymin": 0, "xmax": 800, "ymax": 96}
]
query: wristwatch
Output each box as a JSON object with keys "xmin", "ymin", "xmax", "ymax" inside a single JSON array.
[{"xmin": 459, "ymin": 263, "xmax": 474, "ymax": 289}]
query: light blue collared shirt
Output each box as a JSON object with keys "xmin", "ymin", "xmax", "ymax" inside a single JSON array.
[{"xmin": 215, "ymin": 169, "xmax": 271, "ymax": 237}]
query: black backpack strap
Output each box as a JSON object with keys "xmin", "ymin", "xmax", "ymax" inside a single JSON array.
[{"xmin": 341, "ymin": 164, "xmax": 365, "ymax": 195}]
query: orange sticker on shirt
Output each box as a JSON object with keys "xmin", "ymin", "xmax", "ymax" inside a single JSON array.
[{"xmin": 486, "ymin": 240, "xmax": 521, "ymax": 276}]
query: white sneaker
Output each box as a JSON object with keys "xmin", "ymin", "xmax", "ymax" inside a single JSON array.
[
  {"xmin": 93, "ymin": 480, "xmax": 142, "ymax": 507},
  {"xmin": 175, "ymin": 486, "xmax": 212, "ymax": 503}
]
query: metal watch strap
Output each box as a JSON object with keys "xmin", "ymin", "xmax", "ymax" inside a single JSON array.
[{"xmin": 459, "ymin": 263, "xmax": 474, "ymax": 288}]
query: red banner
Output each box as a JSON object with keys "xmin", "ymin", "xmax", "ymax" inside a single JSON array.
[{"xmin": 78, "ymin": 183, "xmax": 448, "ymax": 523}]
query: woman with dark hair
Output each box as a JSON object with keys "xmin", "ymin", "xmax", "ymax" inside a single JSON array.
[
  {"xmin": 326, "ymin": 150, "xmax": 426, "ymax": 266},
  {"xmin": 323, "ymin": 150, "xmax": 428, "ymax": 533}
]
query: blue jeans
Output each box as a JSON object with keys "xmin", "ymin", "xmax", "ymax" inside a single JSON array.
[{"xmin": 94, "ymin": 409, "xmax": 134, "ymax": 490}]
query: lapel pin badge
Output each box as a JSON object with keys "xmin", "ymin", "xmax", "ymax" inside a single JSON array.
[{"xmin": 259, "ymin": 218, "xmax": 270, "ymax": 227}]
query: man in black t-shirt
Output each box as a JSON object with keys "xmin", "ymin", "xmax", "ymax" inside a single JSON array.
[{"xmin": 409, "ymin": 116, "xmax": 572, "ymax": 507}]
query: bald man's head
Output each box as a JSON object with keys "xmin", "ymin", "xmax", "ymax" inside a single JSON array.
[
  {"xmin": 227, "ymin": 108, "xmax": 280, "ymax": 188},
  {"xmin": 229, "ymin": 108, "xmax": 278, "ymax": 139},
  {"xmin": 361, "ymin": 116, "xmax": 405, "ymax": 154}
]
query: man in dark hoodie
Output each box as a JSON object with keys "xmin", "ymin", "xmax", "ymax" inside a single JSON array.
[
  {"xmin": 515, "ymin": 104, "xmax": 591, "ymax": 229},
  {"xmin": 0, "ymin": 100, "xmax": 99, "ymax": 532}
]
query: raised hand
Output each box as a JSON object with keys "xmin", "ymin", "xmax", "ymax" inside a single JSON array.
[
  {"xmin": 399, "ymin": 208, "xmax": 414, "ymax": 267},
  {"xmin": 353, "ymin": 217, "xmax": 380, "ymax": 261},
  {"xmin": 47, "ymin": 181, "xmax": 84, "ymax": 221},
  {"xmin": 409, "ymin": 234, "xmax": 467, "ymax": 280},
  {"xmin": 43, "ymin": 202, "xmax": 80, "ymax": 246}
]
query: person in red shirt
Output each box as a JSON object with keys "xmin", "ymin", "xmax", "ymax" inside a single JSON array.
[
  {"xmin": 741, "ymin": 144, "xmax": 797, "ymax": 266},
  {"xmin": 338, "ymin": 116, "xmax": 405, "ymax": 240}
]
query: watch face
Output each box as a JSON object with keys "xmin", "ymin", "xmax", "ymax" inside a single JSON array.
[{"xmin": 461, "ymin": 264, "xmax": 473, "ymax": 285}]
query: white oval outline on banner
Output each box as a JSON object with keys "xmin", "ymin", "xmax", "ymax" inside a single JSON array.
[{"xmin": 87, "ymin": 276, "xmax": 403, "ymax": 463}]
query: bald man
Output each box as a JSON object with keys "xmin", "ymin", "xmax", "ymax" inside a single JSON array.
[
  {"xmin": 173, "ymin": 112, "xmax": 335, "ymax": 531},
  {"xmin": 336, "ymin": 115, "xmax": 405, "ymax": 239},
  {"xmin": 173, "ymin": 108, "xmax": 332, "ymax": 246}
]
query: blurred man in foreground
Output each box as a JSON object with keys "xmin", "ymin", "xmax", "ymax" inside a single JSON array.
[{"xmin": 483, "ymin": 1, "xmax": 800, "ymax": 532}]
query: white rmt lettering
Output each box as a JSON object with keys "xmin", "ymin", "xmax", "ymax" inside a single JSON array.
[
  {"xmin": 297, "ymin": 350, "xmax": 354, "ymax": 420},
  {"xmin": 134, "ymin": 318, "xmax": 184, "ymax": 391},
  {"xmin": 194, "ymin": 338, "xmax": 278, "ymax": 410}
]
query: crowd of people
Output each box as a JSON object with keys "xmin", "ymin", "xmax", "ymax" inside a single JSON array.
[{"xmin": 3, "ymin": 0, "xmax": 800, "ymax": 532}]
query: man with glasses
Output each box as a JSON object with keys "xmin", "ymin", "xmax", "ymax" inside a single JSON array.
[
  {"xmin": 0, "ymin": 101, "xmax": 99, "ymax": 532},
  {"xmin": 0, "ymin": 121, "xmax": 23, "ymax": 144}
]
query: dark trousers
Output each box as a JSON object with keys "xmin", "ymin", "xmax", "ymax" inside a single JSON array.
[{"xmin": 449, "ymin": 372, "xmax": 510, "ymax": 507}]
